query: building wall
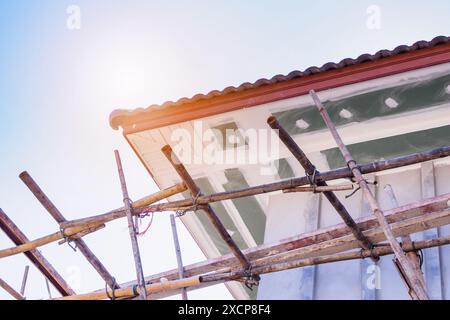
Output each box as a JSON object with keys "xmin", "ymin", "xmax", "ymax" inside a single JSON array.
[
  {"xmin": 123, "ymin": 62, "xmax": 450, "ymax": 299},
  {"xmin": 257, "ymin": 160, "xmax": 450, "ymax": 300}
]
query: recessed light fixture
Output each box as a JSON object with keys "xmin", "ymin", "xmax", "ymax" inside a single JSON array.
[
  {"xmin": 445, "ymin": 84, "xmax": 450, "ymax": 94},
  {"xmin": 295, "ymin": 119, "xmax": 310, "ymax": 129},
  {"xmin": 339, "ymin": 108, "xmax": 353, "ymax": 119},
  {"xmin": 385, "ymin": 97, "xmax": 399, "ymax": 109}
]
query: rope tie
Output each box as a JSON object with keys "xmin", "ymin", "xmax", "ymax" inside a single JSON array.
[
  {"xmin": 191, "ymin": 193, "xmax": 200, "ymax": 212},
  {"xmin": 175, "ymin": 193, "xmax": 201, "ymax": 218},
  {"xmin": 344, "ymin": 160, "xmax": 377, "ymax": 198},
  {"xmin": 240, "ymin": 266, "xmax": 260, "ymax": 291},
  {"xmin": 106, "ymin": 278, "xmax": 117, "ymax": 300},
  {"xmin": 360, "ymin": 244, "xmax": 380, "ymax": 261},
  {"xmin": 410, "ymin": 241, "xmax": 424, "ymax": 269},
  {"xmin": 136, "ymin": 211, "xmax": 154, "ymax": 237},
  {"xmin": 123, "ymin": 197, "xmax": 133, "ymax": 205},
  {"xmin": 175, "ymin": 209, "xmax": 188, "ymax": 218},
  {"xmin": 59, "ymin": 227, "xmax": 77, "ymax": 252},
  {"xmin": 305, "ymin": 168, "xmax": 319, "ymax": 194},
  {"xmin": 369, "ymin": 245, "xmax": 380, "ymax": 261},
  {"xmin": 132, "ymin": 284, "xmax": 139, "ymax": 297}
]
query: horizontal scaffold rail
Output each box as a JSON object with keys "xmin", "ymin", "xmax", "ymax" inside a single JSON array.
[
  {"xmin": 61, "ymin": 209, "xmax": 450, "ymax": 300},
  {"xmin": 98, "ymin": 193, "xmax": 450, "ymax": 296},
  {"xmin": 61, "ymin": 145, "xmax": 450, "ymax": 230},
  {"xmin": 119, "ymin": 146, "xmax": 450, "ymax": 214}
]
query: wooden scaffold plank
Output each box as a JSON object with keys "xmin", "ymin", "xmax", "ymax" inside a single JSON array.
[
  {"xmin": 57, "ymin": 208, "xmax": 450, "ymax": 300},
  {"xmin": 0, "ymin": 208, "xmax": 75, "ymax": 296},
  {"xmin": 118, "ymin": 193, "xmax": 450, "ymax": 293},
  {"xmin": 201, "ymin": 234, "xmax": 450, "ymax": 284},
  {"xmin": 310, "ymin": 89, "xmax": 429, "ymax": 300}
]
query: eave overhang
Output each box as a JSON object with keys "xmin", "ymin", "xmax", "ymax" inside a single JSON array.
[{"xmin": 110, "ymin": 36, "xmax": 450, "ymax": 135}]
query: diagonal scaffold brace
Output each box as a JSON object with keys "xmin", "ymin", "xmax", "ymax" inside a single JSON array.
[
  {"xmin": 0, "ymin": 277, "xmax": 24, "ymax": 300},
  {"xmin": 0, "ymin": 208, "xmax": 75, "ymax": 296},
  {"xmin": 161, "ymin": 145, "xmax": 258, "ymax": 287},
  {"xmin": 267, "ymin": 116, "xmax": 375, "ymax": 257},
  {"xmin": 19, "ymin": 171, "xmax": 120, "ymax": 290},
  {"xmin": 309, "ymin": 89, "xmax": 429, "ymax": 300},
  {"xmin": 114, "ymin": 150, "xmax": 147, "ymax": 300},
  {"xmin": 384, "ymin": 184, "xmax": 426, "ymax": 300}
]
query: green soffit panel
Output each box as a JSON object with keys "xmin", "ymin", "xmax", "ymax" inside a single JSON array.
[
  {"xmin": 222, "ymin": 168, "xmax": 267, "ymax": 245},
  {"xmin": 322, "ymin": 125, "xmax": 450, "ymax": 169},
  {"xmin": 183, "ymin": 178, "xmax": 248, "ymax": 255},
  {"xmin": 273, "ymin": 74, "xmax": 450, "ymax": 136}
]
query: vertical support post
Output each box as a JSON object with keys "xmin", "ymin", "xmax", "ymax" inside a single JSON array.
[
  {"xmin": 360, "ymin": 174, "xmax": 378, "ymax": 300},
  {"xmin": 20, "ymin": 265, "xmax": 30, "ymax": 296},
  {"xmin": 114, "ymin": 150, "xmax": 148, "ymax": 300},
  {"xmin": 0, "ymin": 278, "xmax": 24, "ymax": 300},
  {"xmin": 421, "ymin": 162, "xmax": 443, "ymax": 300},
  {"xmin": 310, "ymin": 89, "xmax": 429, "ymax": 300},
  {"xmin": 299, "ymin": 193, "xmax": 320, "ymax": 300},
  {"xmin": 19, "ymin": 171, "xmax": 119, "ymax": 290},
  {"xmin": 45, "ymin": 278, "xmax": 52, "ymax": 299},
  {"xmin": 384, "ymin": 184, "xmax": 425, "ymax": 299},
  {"xmin": 170, "ymin": 214, "xmax": 188, "ymax": 300}
]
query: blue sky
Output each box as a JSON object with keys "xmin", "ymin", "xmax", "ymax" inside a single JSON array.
[{"xmin": 0, "ymin": 0, "xmax": 449, "ymax": 299}]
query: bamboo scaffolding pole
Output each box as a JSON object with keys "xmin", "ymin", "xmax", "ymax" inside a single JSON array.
[
  {"xmin": 55, "ymin": 276, "xmax": 202, "ymax": 300},
  {"xmin": 201, "ymin": 235, "xmax": 450, "ymax": 283},
  {"xmin": 0, "ymin": 222, "xmax": 106, "ymax": 259},
  {"xmin": 19, "ymin": 171, "xmax": 120, "ymax": 290},
  {"xmin": 249, "ymin": 208, "xmax": 450, "ymax": 269},
  {"xmin": 0, "ymin": 184, "xmax": 187, "ymax": 259},
  {"xmin": 170, "ymin": 214, "xmax": 188, "ymax": 300},
  {"xmin": 161, "ymin": 145, "xmax": 252, "ymax": 271},
  {"xmin": 20, "ymin": 265, "xmax": 29, "ymax": 296},
  {"xmin": 0, "ymin": 278, "xmax": 24, "ymax": 300},
  {"xmin": 310, "ymin": 89, "xmax": 429, "ymax": 300},
  {"xmin": 114, "ymin": 150, "xmax": 147, "ymax": 300},
  {"xmin": 117, "ymin": 193, "xmax": 450, "ymax": 291},
  {"xmin": 384, "ymin": 184, "xmax": 426, "ymax": 297},
  {"xmin": 119, "ymin": 146, "xmax": 450, "ymax": 213},
  {"xmin": 65, "ymin": 224, "xmax": 450, "ymax": 300},
  {"xmin": 3, "ymin": 190, "xmax": 449, "ymax": 275},
  {"xmin": 57, "ymin": 224, "xmax": 105, "ymax": 245},
  {"xmin": 60, "ymin": 183, "xmax": 187, "ymax": 229},
  {"xmin": 0, "ymin": 209, "xmax": 75, "ymax": 296},
  {"xmin": 268, "ymin": 116, "xmax": 373, "ymax": 252},
  {"xmin": 283, "ymin": 184, "xmax": 353, "ymax": 193},
  {"xmin": 45, "ymin": 278, "xmax": 52, "ymax": 299}
]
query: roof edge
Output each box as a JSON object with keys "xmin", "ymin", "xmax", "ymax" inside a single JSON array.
[{"xmin": 110, "ymin": 35, "xmax": 450, "ymax": 132}]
